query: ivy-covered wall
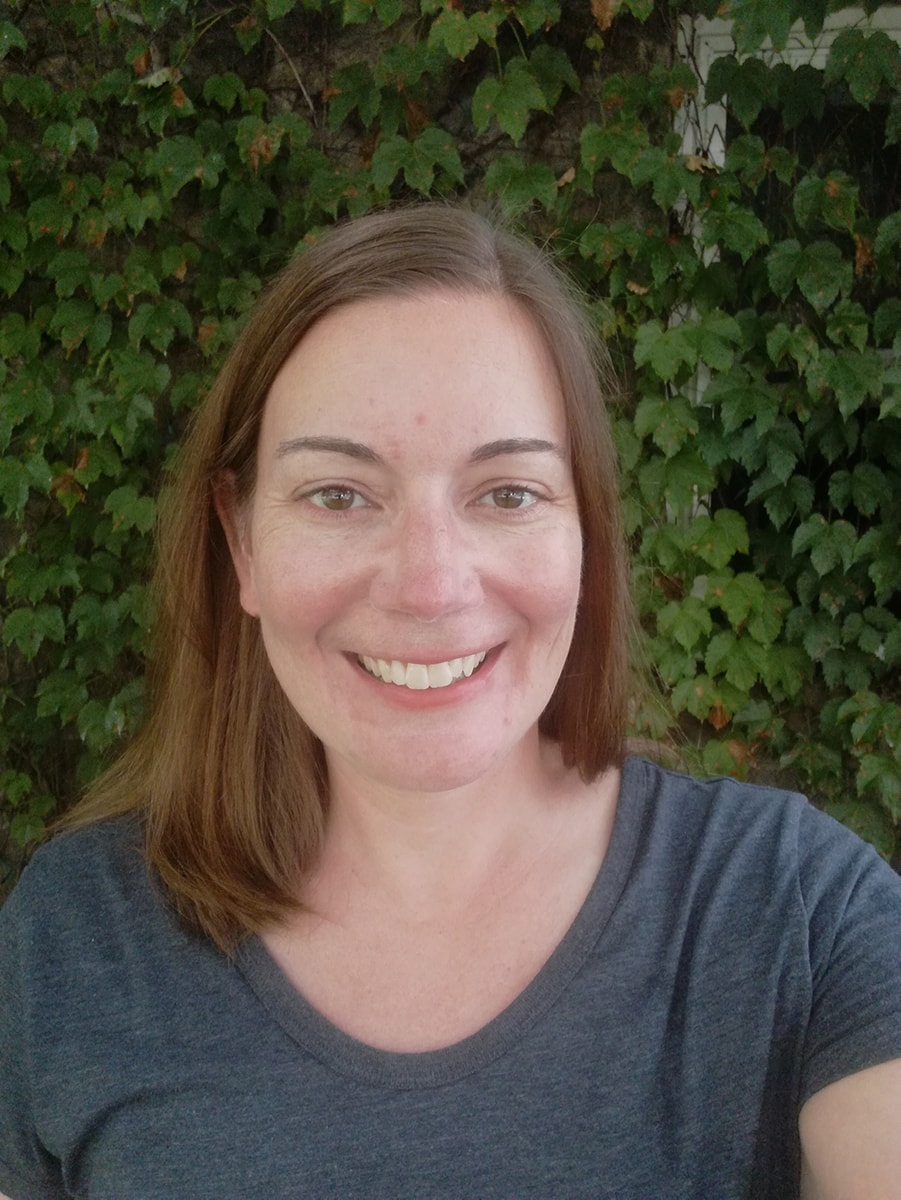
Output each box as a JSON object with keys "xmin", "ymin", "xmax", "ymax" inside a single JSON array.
[{"xmin": 1, "ymin": 0, "xmax": 899, "ymax": 895}]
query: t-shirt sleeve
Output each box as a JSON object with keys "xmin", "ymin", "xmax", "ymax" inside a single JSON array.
[
  {"xmin": 0, "ymin": 874, "xmax": 70, "ymax": 1200},
  {"xmin": 797, "ymin": 803, "xmax": 901, "ymax": 1105}
]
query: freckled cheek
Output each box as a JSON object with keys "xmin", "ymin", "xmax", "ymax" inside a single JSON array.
[
  {"xmin": 251, "ymin": 536, "xmax": 369, "ymax": 633},
  {"xmin": 508, "ymin": 534, "xmax": 582, "ymax": 622}
]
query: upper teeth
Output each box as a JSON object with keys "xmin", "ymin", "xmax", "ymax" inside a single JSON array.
[{"xmin": 359, "ymin": 652, "xmax": 487, "ymax": 690}]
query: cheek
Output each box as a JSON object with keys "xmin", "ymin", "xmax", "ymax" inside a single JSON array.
[
  {"xmin": 497, "ymin": 526, "xmax": 582, "ymax": 645},
  {"xmin": 249, "ymin": 530, "xmax": 370, "ymax": 637}
]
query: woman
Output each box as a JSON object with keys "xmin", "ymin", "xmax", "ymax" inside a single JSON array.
[{"xmin": 1, "ymin": 205, "xmax": 899, "ymax": 1199}]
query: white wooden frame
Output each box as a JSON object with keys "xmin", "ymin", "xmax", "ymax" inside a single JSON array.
[{"xmin": 676, "ymin": 6, "xmax": 901, "ymax": 167}]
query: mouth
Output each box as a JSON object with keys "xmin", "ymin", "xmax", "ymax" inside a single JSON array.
[{"xmin": 356, "ymin": 650, "xmax": 489, "ymax": 690}]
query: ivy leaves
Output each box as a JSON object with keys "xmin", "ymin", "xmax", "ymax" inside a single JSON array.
[{"xmin": 1, "ymin": 0, "xmax": 899, "ymax": 885}]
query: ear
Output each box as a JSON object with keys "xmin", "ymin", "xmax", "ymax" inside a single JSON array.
[{"xmin": 213, "ymin": 472, "xmax": 261, "ymax": 618}]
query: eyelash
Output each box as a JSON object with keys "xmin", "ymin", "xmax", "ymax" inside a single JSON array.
[{"xmin": 301, "ymin": 483, "xmax": 545, "ymax": 515}]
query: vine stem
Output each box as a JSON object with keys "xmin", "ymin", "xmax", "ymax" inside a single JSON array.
[{"xmin": 265, "ymin": 27, "xmax": 317, "ymax": 120}]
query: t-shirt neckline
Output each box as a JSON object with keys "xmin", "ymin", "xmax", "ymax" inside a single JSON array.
[{"xmin": 235, "ymin": 757, "xmax": 646, "ymax": 1089}]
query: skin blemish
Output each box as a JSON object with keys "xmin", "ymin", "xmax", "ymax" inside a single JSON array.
[{"xmin": 414, "ymin": 412, "xmax": 427, "ymax": 426}]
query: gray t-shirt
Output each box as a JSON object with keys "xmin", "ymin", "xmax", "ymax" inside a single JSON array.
[{"xmin": 2, "ymin": 758, "xmax": 900, "ymax": 1199}]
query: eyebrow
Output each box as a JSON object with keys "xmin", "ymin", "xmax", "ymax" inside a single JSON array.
[
  {"xmin": 275, "ymin": 436, "xmax": 382, "ymax": 462},
  {"xmin": 275, "ymin": 435, "xmax": 565, "ymax": 464},
  {"xmin": 468, "ymin": 438, "xmax": 565, "ymax": 463}
]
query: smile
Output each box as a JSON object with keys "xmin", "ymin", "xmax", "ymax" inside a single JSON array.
[{"xmin": 357, "ymin": 651, "xmax": 488, "ymax": 690}]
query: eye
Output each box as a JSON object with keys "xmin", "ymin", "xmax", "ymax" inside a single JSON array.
[
  {"xmin": 479, "ymin": 485, "xmax": 539, "ymax": 510},
  {"xmin": 306, "ymin": 486, "xmax": 368, "ymax": 511}
]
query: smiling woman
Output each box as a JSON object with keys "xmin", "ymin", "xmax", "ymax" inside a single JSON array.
[
  {"xmin": 1, "ymin": 205, "xmax": 900, "ymax": 1200},
  {"xmin": 216, "ymin": 289, "xmax": 584, "ymax": 799}
]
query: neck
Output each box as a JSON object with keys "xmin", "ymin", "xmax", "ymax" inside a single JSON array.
[{"xmin": 311, "ymin": 734, "xmax": 595, "ymax": 920}]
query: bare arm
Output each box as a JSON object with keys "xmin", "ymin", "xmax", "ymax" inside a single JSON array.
[{"xmin": 799, "ymin": 1059, "xmax": 901, "ymax": 1200}]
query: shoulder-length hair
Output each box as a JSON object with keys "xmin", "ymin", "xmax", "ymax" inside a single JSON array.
[{"xmin": 68, "ymin": 204, "xmax": 632, "ymax": 950}]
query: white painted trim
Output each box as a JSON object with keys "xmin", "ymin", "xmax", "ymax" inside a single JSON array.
[{"xmin": 677, "ymin": 6, "xmax": 901, "ymax": 165}]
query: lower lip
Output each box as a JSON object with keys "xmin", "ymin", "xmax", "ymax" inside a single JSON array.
[{"xmin": 350, "ymin": 648, "xmax": 501, "ymax": 708}]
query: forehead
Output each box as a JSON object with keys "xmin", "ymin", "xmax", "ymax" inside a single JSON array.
[{"xmin": 260, "ymin": 289, "xmax": 567, "ymax": 449}]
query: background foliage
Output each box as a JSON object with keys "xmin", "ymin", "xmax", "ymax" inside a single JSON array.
[{"xmin": 1, "ymin": 0, "xmax": 900, "ymax": 894}]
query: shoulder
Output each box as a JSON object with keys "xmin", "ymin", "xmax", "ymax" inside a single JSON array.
[
  {"xmin": 621, "ymin": 756, "xmax": 901, "ymax": 925},
  {"xmin": 625, "ymin": 755, "xmax": 892, "ymax": 868},
  {"xmin": 0, "ymin": 817, "xmax": 189, "ymax": 993},
  {"xmin": 2, "ymin": 817, "xmax": 148, "ymax": 931}
]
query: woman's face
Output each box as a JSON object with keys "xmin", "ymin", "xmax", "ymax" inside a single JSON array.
[{"xmin": 224, "ymin": 289, "xmax": 583, "ymax": 795}]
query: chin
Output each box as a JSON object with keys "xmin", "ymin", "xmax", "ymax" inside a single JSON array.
[{"xmin": 330, "ymin": 733, "xmax": 529, "ymax": 796}]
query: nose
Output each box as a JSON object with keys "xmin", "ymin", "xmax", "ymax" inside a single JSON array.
[{"xmin": 370, "ymin": 505, "xmax": 481, "ymax": 620}]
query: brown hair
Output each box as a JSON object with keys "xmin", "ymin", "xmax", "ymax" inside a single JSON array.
[{"xmin": 67, "ymin": 204, "xmax": 632, "ymax": 949}]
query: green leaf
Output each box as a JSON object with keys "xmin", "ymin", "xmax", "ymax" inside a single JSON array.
[
  {"xmin": 483, "ymin": 155, "xmax": 557, "ymax": 215},
  {"xmin": 634, "ymin": 394, "xmax": 699, "ymax": 458},
  {"xmin": 266, "ymin": 0, "xmax": 297, "ymax": 16},
  {"xmin": 343, "ymin": 0, "xmax": 402, "ymax": 26},
  {"xmin": 800, "ymin": 611, "xmax": 842, "ymax": 661},
  {"xmin": 638, "ymin": 446, "xmax": 715, "ymax": 513},
  {"xmin": 511, "ymin": 0, "xmax": 561, "ymax": 36},
  {"xmin": 48, "ymin": 298, "xmax": 97, "ymax": 353},
  {"xmin": 657, "ymin": 596, "xmax": 713, "ymax": 653},
  {"xmin": 42, "ymin": 118, "xmax": 100, "ymax": 159},
  {"xmin": 104, "ymin": 485, "xmax": 157, "ymax": 534},
  {"xmin": 47, "ymin": 249, "xmax": 92, "ymax": 298},
  {"xmin": 808, "ymin": 348, "xmax": 884, "ymax": 418},
  {"xmin": 701, "ymin": 207, "xmax": 768, "ymax": 262},
  {"xmin": 716, "ymin": 56, "xmax": 777, "ymax": 127},
  {"xmin": 634, "ymin": 320, "xmax": 697, "ymax": 382},
  {"xmin": 702, "ymin": 367, "xmax": 779, "ymax": 436},
  {"xmin": 850, "ymin": 463, "xmax": 891, "ymax": 517},
  {"xmin": 797, "ymin": 241, "xmax": 853, "ymax": 313},
  {"xmin": 826, "ymin": 300, "xmax": 869, "ymax": 352},
  {"xmin": 630, "ymin": 148, "xmax": 701, "ymax": 211},
  {"xmin": 874, "ymin": 210, "xmax": 901, "ymax": 259},
  {"xmin": 428, "ymin": 7, "xmax": 497, "ymax": 59},
  {"xmin": 825, "ymin": 28, "xmax": 901, "ymax": 109},
  {"xmin": 580, "ymin": 121, "xmax": 648, "ymax": 177},
  {"xmin": 219, "ymin": 177, "xmax": 277, "ymax": 233},
  {"xmin": 36, "ymin": 671, "xmax": 89, "ymax": 722},
  {"xmin": 327, "ymin": 63, "xmax": 380, "ymax": 129},
  {"xmin": 857, "ymin": 754, "xmax": 901, "ymax": 821},
  {"xmin": 2, "ymin": 73, "xmax": 53, "ymax": 114},
  {"xmin": 764, "ymin": 419, "xmax": 804, "ymax": 483},
  {"xmin": 529, "ymin": 44, "xmax": 579, "ymax": 107},
  {"xmin": 793, "ymin": 172, "xmax": 858, "ymax": 232},
  {"xmin": 695, "ymin": 311, "xmax": 743, "ymax": 372},
  {"xmin": 0, "ymin": 20, "xmax": 27, "ymax": 59},
  {"xmin": 672, "ymin": 673, "xmax": 744, "ymax": 726},
  {"xmin": 728, "ymin": 0, "xmax": 794, "ymax": 53},
  {"xmin": 128, "ymin": 298, "xmax": 193, "ymax": 353},
  {"xmin": 369, "ymin": 133, "xmax": 410, "ymax": 192},
  {"xmin": 825, "ymin": 798, "xmax": 896, "ymax": 859},
  {"xmin": 145, "ymin": 135, "xmax": 216, "ymax": 198},
  {"xmin": 801, "ymin": 518, "xmax": 858, "ymax": 577},
  {"xmin": 473, "ymin": 59, "xmax": 548, "ymax": 145},
  {"xmin": 686, "ymin": 510, "xmax": 749, "ymax": 570},
  {"xmin": 705, "ymin": 630, "xmax": 762, "ymax": 692},
  {"xmin": 2, "ymin": 604, "xmax": 66, "ymax": 660},
  {"xmin": 715, "ymin": 571, "xmax": 767, "ymax": 632},
  {"xmin": 776, "ymin": 62, "xmax": 825, "ymax": 129},
  {"xmin": 767, "ymin": 239, "xmax": 803, "ymax": 300},
  {"xmin": 203, "ymin": 72, "xmax": 245, "ymax": 112},
  {"xmin": 765, "ymin": 322, "xmax": 818, "ymax": 369}
]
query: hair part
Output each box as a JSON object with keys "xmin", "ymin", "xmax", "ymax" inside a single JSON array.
[{"xmin": 64, "ymin": 203, "xmax": 633, "ymax": 950}]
